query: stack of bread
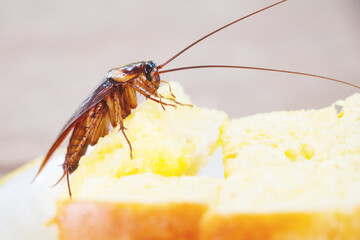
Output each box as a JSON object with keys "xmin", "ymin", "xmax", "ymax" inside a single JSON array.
[{"xmin": 54, "ymin": 82, "xmax": 360, "ymax": 240}]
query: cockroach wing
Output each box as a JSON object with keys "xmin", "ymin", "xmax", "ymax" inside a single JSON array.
[
  {"xmin": 34, "ymin": 78, "xmax": 116, "ymax": 179},
  {"xmin": 60, "ymin": 79, "xmax": 115, "ymax": 133}
]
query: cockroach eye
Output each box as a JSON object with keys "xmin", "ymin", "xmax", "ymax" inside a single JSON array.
[{"xmin": 145, "ymin": 61, "xmax": 157, "ymax": 82}]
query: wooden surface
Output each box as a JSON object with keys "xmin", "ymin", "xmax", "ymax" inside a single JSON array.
[{"xmin": 0, "ymin": 0, "xmax": 359, "ymax": 177}]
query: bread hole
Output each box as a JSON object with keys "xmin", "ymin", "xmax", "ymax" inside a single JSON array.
[
  {"xmin": 337, "ymin": 109, "xmax": 345, "ymax": 118},
  {"xmin": 284, "ymin": 149, "xmax": 297, "ymax": 161},
  {"xmin": 119, "ymin": 168, "xmax": 140, "ymax": 177},
  {"xmin": 226, "ymin": 153, "xmax": 238, "ymax": 159},
  {"xmin": 299, "ymin": 143, "xmax": 315, "ymax": 160}
]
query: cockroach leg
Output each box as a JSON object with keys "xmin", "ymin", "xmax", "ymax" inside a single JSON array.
[
  {"xmin": 122, "ymin": 84, "xmax": 138, "ymax": 109},
  {"xmin": 62, "ymin": 101, "xmax": 107, "ymax": 197},
  {"xmin": 65, "ymin": 165, "xmax": 72, "ymax": 198},
  {"xmin": 158, "ymin": 93, "xmax": 193, "ymax": 108},
  {"xmin": 157, "ymin": 95, "xmax": 166, "ymax": 110},
  {"xmin": 136, "ymin": 78, "xmax": 155, "ymax": 95},
  {"xmin": 66, "ymin": 103, "xmax": 106, "ymax": 171},
  {"xmin": 140, "ymin": 75, "xmax": 158, "ymax": 94},
  {"xmin": 160, "ymin": 80, "xmax": 176, "ymax": 98},
  {"xmin": 105, "ymin": 95, "xmax": 117, "ymax": 127},
  {"xmin": 142, "ymin": 79, "xmax": 191, "ymax": 108},
  {"xmin": 131, "ymin": 85, "xmax": 177, "ymax": 108},
  {"xmin": 141, "ymin": 80, "xmax": 186, "ymax": 108},
  {"xmin": 120, "ymin": 125, "xmax": 133, "ymax": 159},
  {"xmin": 89, "ymin": 108, "xmax": 107, "ymax": 146},
  {"xmin": 112, "ymin": 89, "xmax": 133, "ymax": 159},
  {"xmin": 100, "ymin": 115, "xmax": 109, "ymax": 138},
  {"xmin": 119, "ymin": 87, "xmax": 133, "ymax": 118}
]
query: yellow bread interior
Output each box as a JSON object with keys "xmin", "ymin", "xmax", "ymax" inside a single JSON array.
[
  {"xmin": 68, "ymin": 173, "xmax": 222, "ymax": 203},
  {"xmin": 198, "ymin": 93, "xmax": 360, "ymax": 239},
  {"xmin": 70, "ymin": 82, "xmax": 227, "ymax": 193},
  {"xmin": 218, "ymin": 93, "xmax": 360, "ymax": 212},
  {"xmin": 214, "ymin": 158, "xmax": 360, "ymax": 213},
  {"xmin": 221, "ymin": 93, "xmax": 360, "ymax": 178}
]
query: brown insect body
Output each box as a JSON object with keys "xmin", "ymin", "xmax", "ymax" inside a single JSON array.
[{"xmin": 34, "ymin": 61, "xmax": 181, "ymax": 195}]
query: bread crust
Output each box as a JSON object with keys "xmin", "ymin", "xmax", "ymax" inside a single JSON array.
[
  {"xmin": 200, "ymin": 208, "xmax": 360, "ymax": 240},
  {"xmin": 56, "ymin": 203, "xmax": 360, "ymax": 240},
  {"xmin": 56, "ymin": 201, "xmax": 207, "ymax": 240}
]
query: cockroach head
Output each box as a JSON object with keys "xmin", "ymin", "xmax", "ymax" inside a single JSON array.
[{"xmin": 144, "ymin": 61, "xmax": 160, "ymax": 89}]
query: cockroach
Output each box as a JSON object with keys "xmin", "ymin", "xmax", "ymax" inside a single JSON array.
[{"xmin": 33, "ymin": 0, "xmax": 360, "ymax": 197}]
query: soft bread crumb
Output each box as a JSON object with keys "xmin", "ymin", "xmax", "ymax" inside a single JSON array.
[
  {"xmin": 70, "ymin": 82, "xmax": 227, "ymax": 193},
  {"xmin": 200, "ymin": 93, "xmax": 360, "ymax": 239},
  {"xmin": 215, "ymin": 158, "xmax": 360, "ymax": 213},
  {"xmin": 221, "ymin": 93, "xmax": 360, "ymax": 177},
  {"xmin": 70, "ymin": 173, "xmax": 222, "ymax": 204},
  {"xmin": 218, "ymin": 93, "xmax": 360, "ymax": 212}
]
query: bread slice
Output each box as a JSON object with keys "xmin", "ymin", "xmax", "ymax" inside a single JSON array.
[
  {"xmin": 221, "ymin": 93, "xmax": 360, "ymax": 177},
  {"xmin": 55, "ymin": 174, "xmax": 222, "ymax": 240},
  {"xmin": 54, "ymin": 82, "xmax": 226, "ymax": 239},
  {"xmin": 202, "ymin": 93, "xmax": 360, "ymax": 239}
]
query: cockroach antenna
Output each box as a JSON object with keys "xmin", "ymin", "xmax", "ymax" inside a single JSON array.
[
  {"xmin": 157, "ymin": 0, "xmax": 360, "ymax": 90},
  {"xmin": 158, "ymin": 0, "xmax": 288, "ymax": 69}
]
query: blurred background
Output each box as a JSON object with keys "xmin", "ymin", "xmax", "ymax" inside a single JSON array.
[{"xmin": 0, "ymin": 0, "xmax": 359, "ymax": 177}]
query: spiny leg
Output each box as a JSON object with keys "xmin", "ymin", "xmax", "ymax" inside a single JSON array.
[
  {"xmin": 105, "ymin": 94, "xmax": 117, "ymax": 127},
  {"xmin": 61, "ymin": 105, "xmax": 107, "ymax": 195},
  {"xmin": 137, "ymin": 78, "xmax": 181, "ymax": 108},
  {"xmin": 51, "ymin": 116, "xmax": 90, "ymax": 190},
  {"xmin": 132, "ymin": 79, "xmax": 165, "ymax": 109},
  {"xmin": 62, "ymin": 101, "xmax": 107, "ymax": 197},
  {"xmin": 118, "ymin": 87, "xmax": 132, "ymax": 118},
  {"xmin": 134, "ymin": 78, "xmax": 190, "ymax": 111},
  {"xmin": 160, "ymin": 80, "xmax": 176, "ymax": 98},
  {"xmin": 157, "ymin": 92, "xmax": 193, "ymax": 107},
  {"xmin": 122, "ymin": 84, "xmax": 138, "ymax": 109},
  {"xmin": 89, "ymin": 107, "xmax": 108, "ymax": 146},
  {"xmin": 110, "ymin": 89, "xmax": 133, "ymax": 159},
  {"xmin": 99, "ymin": 115, "xmax": 110, "ymax": 139},
  {"xmin": 138, "ymin": 75, "xmax": 159, "ymax": 96},
  {"xmin": 153, "ymin": 79, "xmax": 192, "ymax": 107},
  {"xmin": 131, "ymin": 85, "xmax": 177, "ymax": 108},
  {"xmin": 65, "ymin": 110, "xmax": 94, "ymax": 172},
  {"xmin": 137, "ymin": 77, "xmax": 167, "ymax": 108},
  {"xmin": 136, "ymin": 78, "xmax": 157, "ymax": 97},
  {"xmin": 153, "ymin": 80, "xmax": 192, "ymax": 107}
]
